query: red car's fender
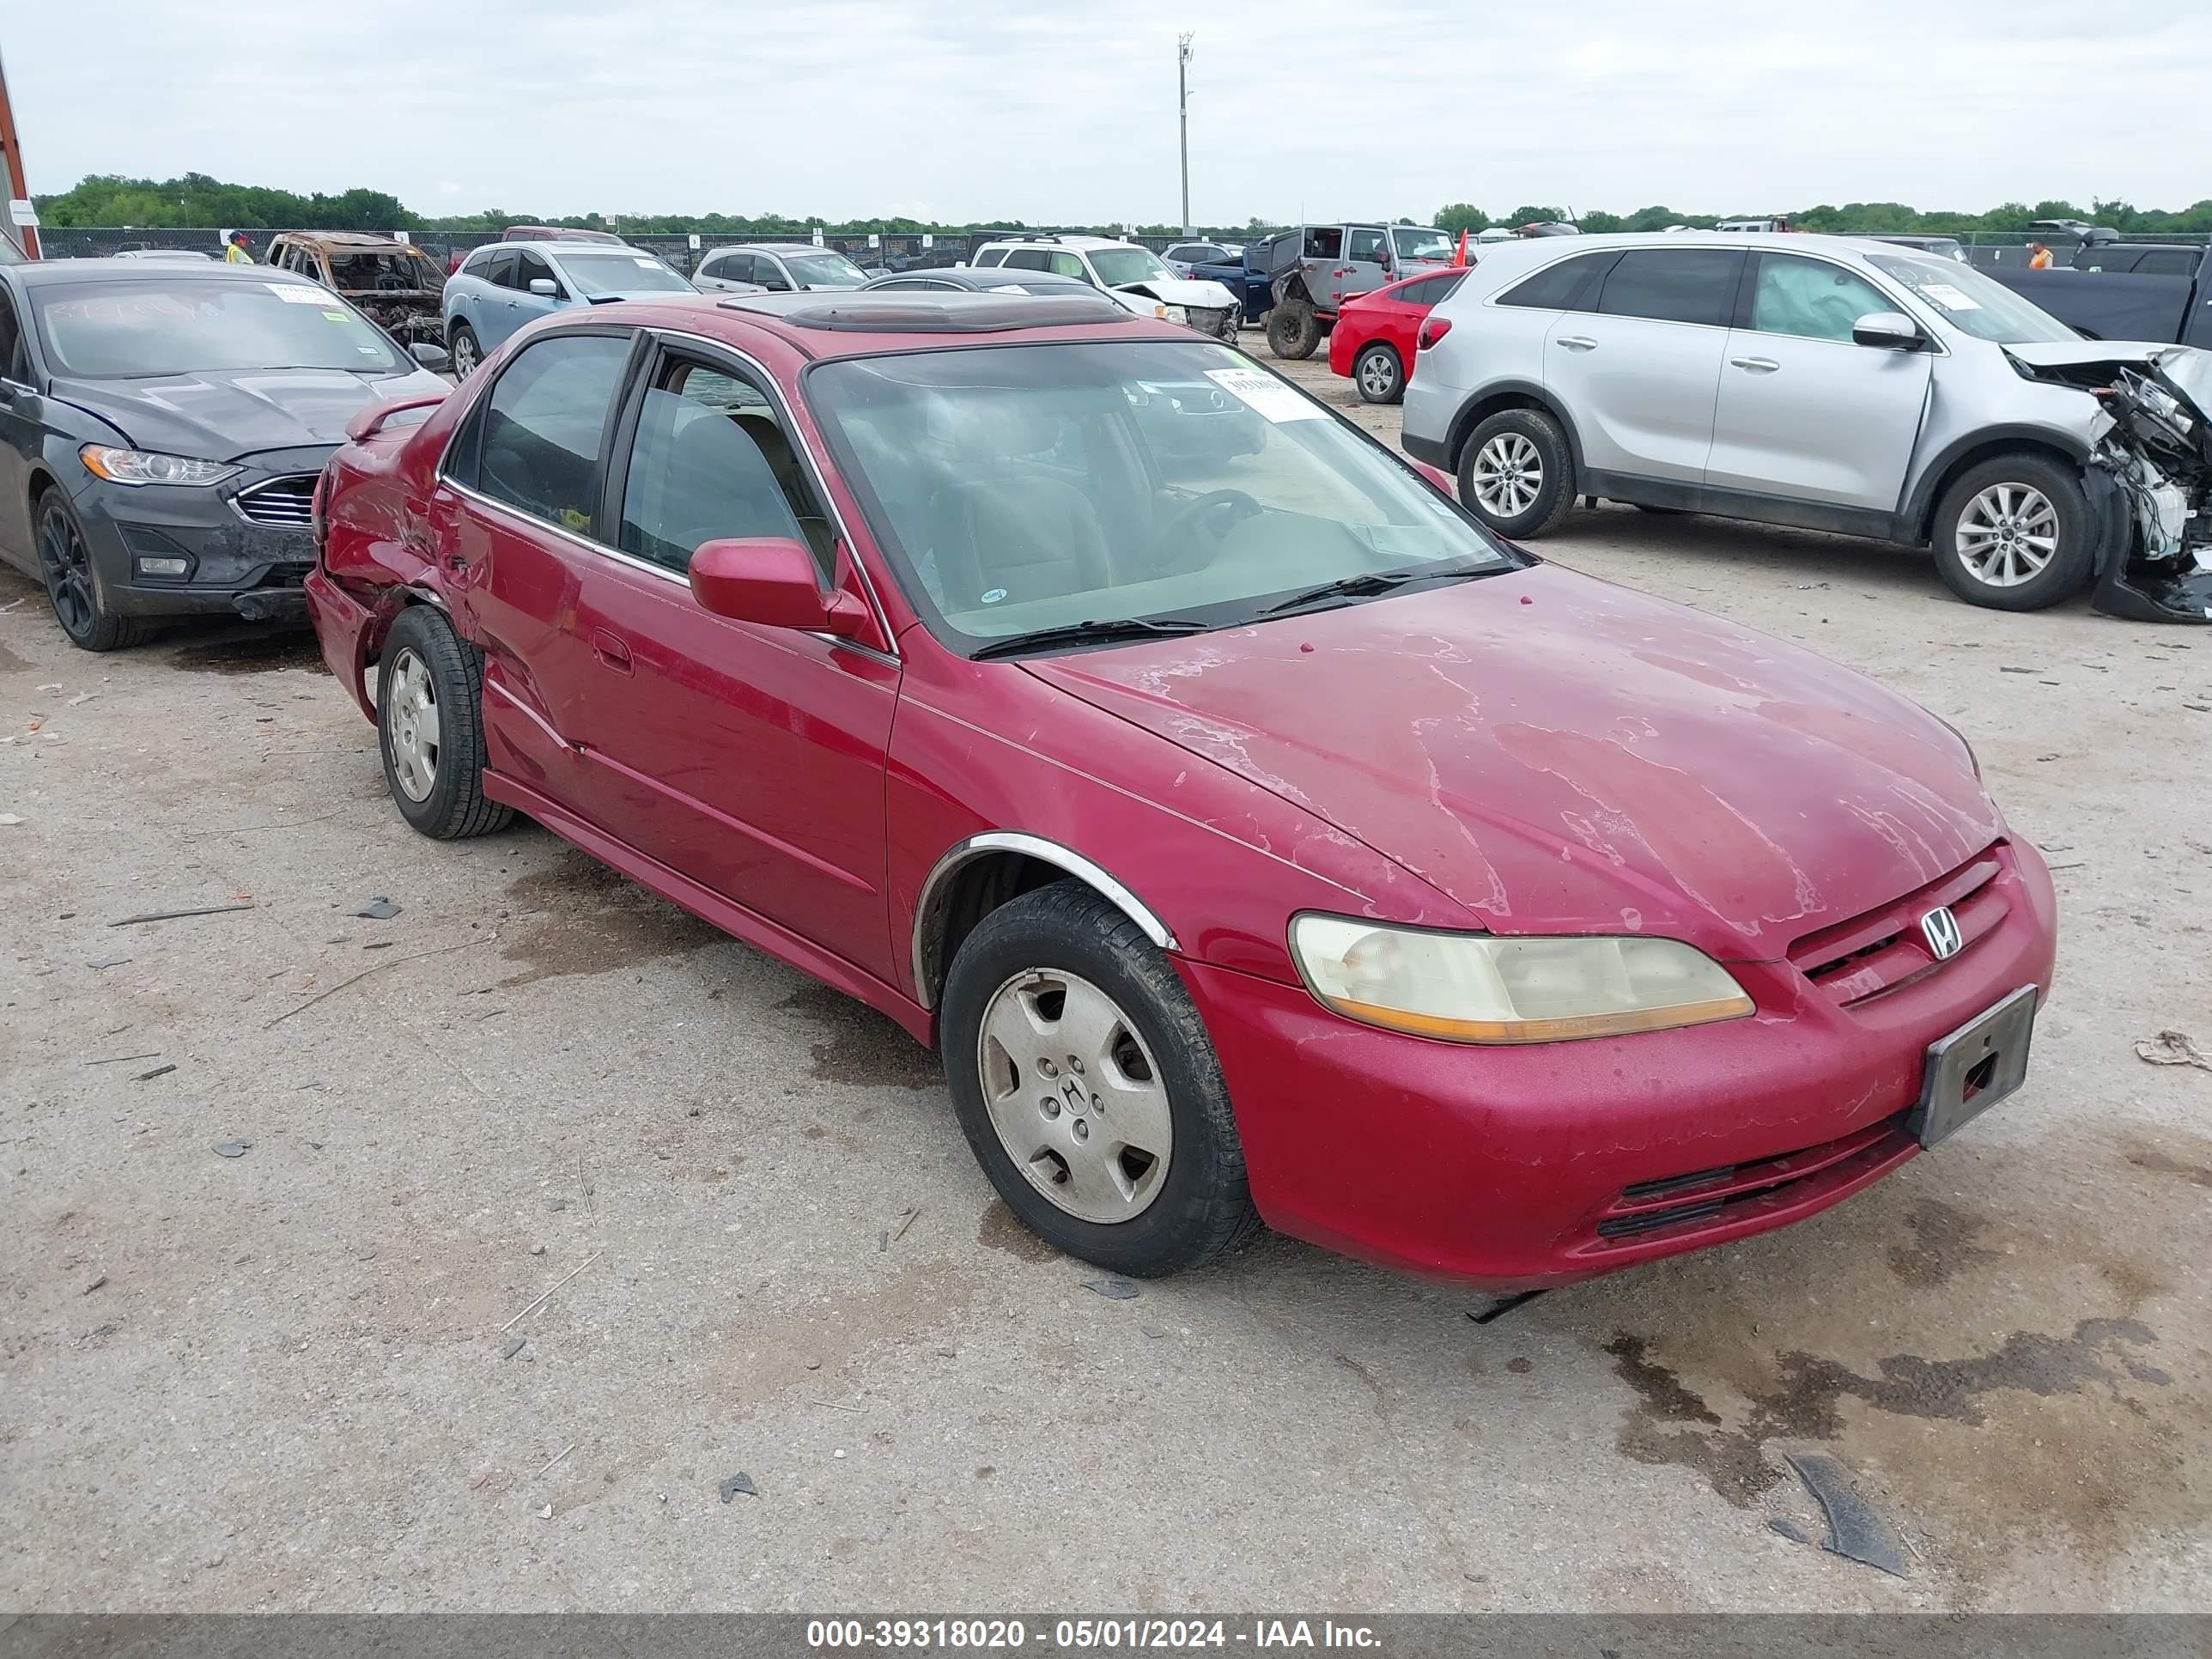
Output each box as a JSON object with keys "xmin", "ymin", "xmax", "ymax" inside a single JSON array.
[{"xmin": 883, "ymin": 633, "xmax": 1481, "ymax": 1017}]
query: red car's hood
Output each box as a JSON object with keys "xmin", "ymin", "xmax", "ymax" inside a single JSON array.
[{"xmin": 1024, "ymin": 566, "xmax": 2002, "ymax": 959}]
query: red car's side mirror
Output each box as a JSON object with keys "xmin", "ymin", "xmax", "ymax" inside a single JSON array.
[{"xmin": 688, "ymin": 537, "xmax": 868, "ymax": 636}]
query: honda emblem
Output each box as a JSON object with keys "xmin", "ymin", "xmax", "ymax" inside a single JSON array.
[{"xmin": 1921, "ymin": 906, "xmax": 1964, "ymax": 961}]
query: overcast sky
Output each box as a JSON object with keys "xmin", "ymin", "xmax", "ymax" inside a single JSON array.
[{"xmin": 9, "ymin": 0, "xmax": 2210, "ymax": 224}]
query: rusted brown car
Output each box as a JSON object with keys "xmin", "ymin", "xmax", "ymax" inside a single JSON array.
[{"xmin": 264, "ymin": 232, "xmax": 447, "ymax": 346}]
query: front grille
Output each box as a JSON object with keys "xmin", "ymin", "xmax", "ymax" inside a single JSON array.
[
  {"xmin": 1787, "ymin": 845, "xmax": 2009, "ymax": 1008},
  {"xmin": 1592, "ymin": 1115, "xmax": 1911, "ymax": 1243},
  {"xmin": 231, "ymin": 475, "xmax": 318, "ymax": 528}
]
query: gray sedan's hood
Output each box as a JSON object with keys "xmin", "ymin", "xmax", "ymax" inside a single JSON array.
[{"xmin": 48, "ymin": 366, "xmax": 448, "ymax": 462}]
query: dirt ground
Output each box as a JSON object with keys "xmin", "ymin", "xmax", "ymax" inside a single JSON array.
[{"xmin": 3, "ymin": 344, "xmax": 2209, "ymax": 1615}]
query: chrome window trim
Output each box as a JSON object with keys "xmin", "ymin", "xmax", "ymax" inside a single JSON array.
[
  {"xmin": 428, "ymin": 325, "xmax": 898, "ymax": 657},
  {"xmin": 910, "ymin": 831, "xmax": 1176, "ymax": 1009},
  {"xmin": 225, "ymin": 471, "xmax": 320, "ymax": 526},
  {"xmin": 648, "ymin": 325, "xmax": 898, "ymax": 649}
]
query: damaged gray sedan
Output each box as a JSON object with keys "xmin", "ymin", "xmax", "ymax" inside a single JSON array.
[{"xmin": 0, "ymin": 258, "xmax": 449, "ymax": 650}]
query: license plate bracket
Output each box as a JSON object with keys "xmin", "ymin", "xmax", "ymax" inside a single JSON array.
[{"xmin": 1907, "ymin": 985, "xmax": 2038, "ymax": 1149}]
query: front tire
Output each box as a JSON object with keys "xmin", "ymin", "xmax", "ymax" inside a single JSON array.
[
  {"xmin": 376, "ymin": 605, "xmax": 511, "ymax": 839},
  {"xmin": 1931, "ymin": 453, "xmax": 2094, "ymax": 611},
  {"xmin": 1354, "ymin": 342, "xmax": 1403, "ymax": 404},
  {"xmin": 447, "ymin": 321, "xmax": 482, "ymax": 378},
  {"xmin": 35, "ymin": 490, "xmax": 149, "ymax": 653},
  {"xmin": 1457, "ymin": 408, "xmax": 1577, "ymax": 539},
  {"xmin": 1266, "ymin": 299, "xmax": 1320, "ymax": 360},
  {"xmin": 940, "ymin": 881, "xmax": 1259, "ymax": 1278}
]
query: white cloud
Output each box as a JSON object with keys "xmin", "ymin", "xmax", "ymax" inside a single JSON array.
[{"xmin": 9, "ymin": 0, "xmax": 2209, "ymax": 224}]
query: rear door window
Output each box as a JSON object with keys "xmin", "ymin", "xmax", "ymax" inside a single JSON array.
[
  {"xmin": 1496, "ymin": 252, "xmax": 1613, "ymax": 311},
  {"xmin": 483, "ymin": 249, "xmax": 520, "ymax": 290},
  {"xmin": 1596, "ymin": 249, "xmax": 1743, "ymax": 326},
  {"xmin": 475, "ymin": 332, "xmax": 633, "ymax": 533}
]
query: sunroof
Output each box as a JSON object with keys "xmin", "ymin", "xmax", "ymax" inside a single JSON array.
[{"xmin": 716, "ymin": 293, "xmax": 1133, "ymax": 332}]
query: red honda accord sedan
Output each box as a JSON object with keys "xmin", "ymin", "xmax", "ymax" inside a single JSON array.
[{"xmin": 306, "ymin": 289, "xmax": 2056, "ymax": 1285}]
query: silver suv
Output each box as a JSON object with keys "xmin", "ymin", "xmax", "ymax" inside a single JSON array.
[{"xmin": 1401, "ymin": 232, "xmax": 2170, "ymax": 611}]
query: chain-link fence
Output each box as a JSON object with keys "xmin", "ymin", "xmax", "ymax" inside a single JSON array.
[{"xmin": 28, "ymin": 226, "xmax": 1190, "ymax": 274}]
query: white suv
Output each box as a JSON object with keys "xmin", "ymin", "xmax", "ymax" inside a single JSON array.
[
  {"xmin": 968, "ymin": 236, "xmax": 1241, "ymax": 338},
  {"xmin": 1401, "ymin": 231, "xmax": 2210, "ymax": 614}
]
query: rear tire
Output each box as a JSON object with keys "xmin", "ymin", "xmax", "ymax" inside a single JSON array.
[
  {"xmin": 1931, "ymin": 453, "xmax": 2094, "ymax": 612},
  {"xmin": 940, "ymin": 881, "xmax": 1260, "ymax": 1278},
  {"xmin": 376, "ymin": 605, "xmax": 512, "ymax": 840},
  {"xmin": 447, "ymin": 321, "xmax": 481, "ymax": 378},
  {"xmin": 35, "ymin": 490, "xmax": 150, "ymax": 653},
  {"xmin": 1456, "ymin": 408, "xmax": 1577, "ymax": 540},
  {"xmin": 1353, "ymin": 342, "xmax": 1404, "ymax": 404},
  {"xmin": 1266, "ymin": 299, "xmax": 1319, "ymax": 360}
]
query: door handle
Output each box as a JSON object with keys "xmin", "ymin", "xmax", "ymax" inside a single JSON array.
[
  {"xmin": 1555, "ymin": 334, "xmax": 1597, "ymax": 350},
  {"xmin": 590, "ymin": 629, "xmax": 633, "ymax": 674},
  {"xmin": 1729, "ymin": 356, "xmax": 1781, "ymax": 372}
]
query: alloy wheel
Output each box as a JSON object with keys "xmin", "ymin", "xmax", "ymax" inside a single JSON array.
[
  {"xmin": 1472, "ymin": 432, "xmax": 1542, "ymax": 518},
  {"xmin": 450, "ymin": 331, "xmax": 478, "ymax": 376},
  {"xmin": 1956, "ymin": 483, "xmax": 2057, "ymax": 587},
  {"xmin": 975, "ymin": 968, "xmax": 1173, "ymax": 1224},
  {"xmin": 385, "ymin": 647, "xmax": 442, "ymax": 802},
  {"xmin": 37, "ymin": 504, "xmax": 96, "ymax": 640},
  {"xmin": 1357, "ymin": 349, "xmax": 1398, "ymax": 400}
]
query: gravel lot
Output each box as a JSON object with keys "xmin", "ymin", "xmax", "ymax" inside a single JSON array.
[{"xmin": 3, "ymin": 343, "xmax": 2209, "ymax": 1614}]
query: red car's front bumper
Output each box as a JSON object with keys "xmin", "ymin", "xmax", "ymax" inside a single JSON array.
[{"xmin": 1182, "ymin": 842, "xmax": 2057, "ymax": 1287}]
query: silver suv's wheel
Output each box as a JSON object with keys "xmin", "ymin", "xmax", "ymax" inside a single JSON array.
[
  {"xmin": 1955, "ymin": 483, "xmax": 2057, "ymax": 587},
  {"xmin": 1931, "ymin": 453, "xmax": 2094, "ymax": 612},
  {"xmin": 1455, "ymin": 407, "xmax": 1576, "ymax": 539},
  {"xmin": 1472, "ymin": 432, "xmax": 1542, "ymax": 518}
]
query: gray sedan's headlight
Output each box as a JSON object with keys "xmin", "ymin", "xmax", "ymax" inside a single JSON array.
[
  {"xmin": 1289, "ymin": 915, "xmax": 1753, "ymax": 1043},
  {"xmin": 80, "ymin": 445, "xmax": 240, "ymax": 487}
]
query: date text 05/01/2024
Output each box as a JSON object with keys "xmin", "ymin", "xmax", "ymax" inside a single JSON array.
[{"xmin": 805, "ymin": 1620, "xmax": 1382, "ymax": 1650}]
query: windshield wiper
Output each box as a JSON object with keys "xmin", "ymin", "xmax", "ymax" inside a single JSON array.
[
  {"xmin": 1261, "ymin": 565, "xmax": 1502, "ymax": 616},
  {"xmin": 969, "ymin": 617, "xmax": 1210, "ymax": 660}
]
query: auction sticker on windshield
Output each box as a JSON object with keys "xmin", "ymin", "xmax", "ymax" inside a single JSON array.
[
  {"xmin": 1206, "ymin": 367, "xmax": 1323, "ymax": 422},
  {"xmin": 267, "ymin": 283, "xmax": 333, "ymax": 305},
  {"xmin": 1917, "ymin": 283, "xmax": 1982, "ymax": 312}
]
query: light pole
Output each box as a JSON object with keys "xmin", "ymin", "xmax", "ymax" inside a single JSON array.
[{"xmin": 1176, "ymin": 33, "xmax": 1194, "ymax": 239}]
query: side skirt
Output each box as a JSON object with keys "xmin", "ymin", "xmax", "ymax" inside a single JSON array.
[{"xmin": 483, "ymin": 769, "xmax": 936, "ymax": 1048}]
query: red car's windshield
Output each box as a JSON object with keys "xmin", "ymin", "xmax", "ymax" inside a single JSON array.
[{"xmin": 808, "ymin": 339, "xmax": 1516, "ymax": 653}]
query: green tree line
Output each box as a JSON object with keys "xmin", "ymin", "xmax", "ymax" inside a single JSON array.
[{"xmin": 32, "ymin": 173, "xmax": 2212, "ymax": 240}]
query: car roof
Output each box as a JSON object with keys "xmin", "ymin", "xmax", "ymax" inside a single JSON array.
[
  {"xmin": 866, "ymin": 268, "xmax": 1088, "ymax": 289},
  {"xmin": 714, "ymin": 243, "xmax": 847, "ymax": 256},
  {"xmin": 7, "ymin": 258, "xmax": 325, "ymax": 289},
  {"xmin": 579, "ymin": 289, "xmax": 1192, "ymax": 359},
  {"xmin": 978, "ymin": 235, "xmax": 1140, "ymax": 252},
  {"xmin": 1469, "ymin": 230, "xmax": 1929, "ymax": 263}
]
